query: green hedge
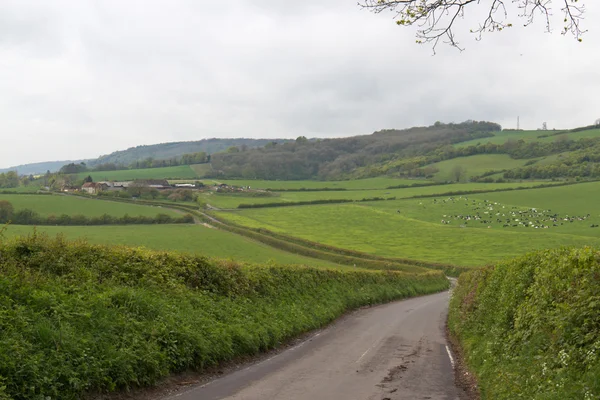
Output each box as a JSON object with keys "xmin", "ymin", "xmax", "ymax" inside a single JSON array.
[
  {"xmin": 448, "ymin": 247, "xmax": 600, "ymax": 399},
  {"xmin": 0, "ymin": 234, "xmax": 449, "ymax": 399},
  {"xmin": 0, "ymin": 203, "xmax": 193, "ymax": 226}
]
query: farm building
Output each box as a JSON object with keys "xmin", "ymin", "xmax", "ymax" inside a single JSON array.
[
  {"xmin": 81, "ymin": 182, "xmax": 108, "ymax": 195},
  {"xmin": 132, "ymin": 179, "xmax": 171, "ymax": 189}
]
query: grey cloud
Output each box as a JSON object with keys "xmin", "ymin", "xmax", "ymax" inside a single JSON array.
[{"xmin": 0, "ymin": 0, "xmax": 599, "ymax": 167}]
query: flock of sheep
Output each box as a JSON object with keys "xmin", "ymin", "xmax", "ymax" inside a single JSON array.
[{"xmin": 429, "ymin": 196, "xmax": 595, "ymax": 229}]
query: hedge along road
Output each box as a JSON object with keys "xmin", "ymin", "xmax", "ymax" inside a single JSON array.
[{"xmin": 164, "ymin": 290, "xmax": 463, "ymax": 400}]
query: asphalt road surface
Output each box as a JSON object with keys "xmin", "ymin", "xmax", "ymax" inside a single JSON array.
[{"xmin": 166, "ymin": 290, "xmax": 461, "ymax": 400}]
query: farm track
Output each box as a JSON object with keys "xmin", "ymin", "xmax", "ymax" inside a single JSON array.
[{"xmin": 162, "ymin": 290, "xmax": 465, "ymax": 400}]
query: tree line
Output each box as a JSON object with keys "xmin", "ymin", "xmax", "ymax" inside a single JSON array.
[
  {"xmin": 0, "ymin": 200, "xmax": 193, "ymax": 226},
  {"xmin": 0, "ymin": 171, "xmax": 19, "ymax": 188},
  {"xmin": 59, "ymin": 151, "xmax": 210, "ymax": 174},
  {"xmin": 504, "ymin": 142, "xmax": 600, "ymax": 180}
]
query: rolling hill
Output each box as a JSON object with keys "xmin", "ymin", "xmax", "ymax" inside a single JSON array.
[
  {"xmin": 88, "ymin": 138, "xmax": 293, "ymax": 167},
  {"xmin": 1, "ymin": 138, "xmax": 293, "ymax": 175}
]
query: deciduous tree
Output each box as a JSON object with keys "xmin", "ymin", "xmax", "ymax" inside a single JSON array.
[
  {"xmin": 0, "ymin": 200, "xmax": 14, "ymax": 223},
  {"xmin": 452, "ymin": 164, "xmax": 465, "ymax": 182}
]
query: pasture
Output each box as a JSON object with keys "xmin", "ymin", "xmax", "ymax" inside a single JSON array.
[
  {"xmin": 455, "ymin": 130, "xmax": 553, "ymax": 147},
  {"xmin": 474, "ymin": 180, "xmax": 600, "ymax": 220},
  {"xmin": 3, "ymin": 224, "xmax": 343, "ymax": 268},
  {"xmin": 216, "ymin": 181, "xmax": 600, "ymax": 266},
  {"xmin": 0, "ymin": 194, "xmax": 180, "ymax": 217},
  {"xmin": 199, "ymin": 181, "xmax": 558, "ymax": 209},
  {"xmin": 429, "ymin": 154, "xmax": 530, "ymax": 181},
  {"xmin": 78, "ymin": 165, "xmax": 199, "ymax": 181},
  {"xmin": 455, "ymin": 128, "xmax": 600, "ymax": 148},
  {"xmin": 0, "ymin": 185, "xmax": 42, "ymax": 193}
]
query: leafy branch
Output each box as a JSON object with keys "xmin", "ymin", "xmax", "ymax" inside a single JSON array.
[{"xmin": 359, "ymin": 0, "xmax": 587, "ymax": 52}]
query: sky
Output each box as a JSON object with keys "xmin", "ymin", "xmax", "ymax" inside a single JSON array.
[{"xmin": 1, "ymin": 0, "xmax": 599, "ymax": 168}]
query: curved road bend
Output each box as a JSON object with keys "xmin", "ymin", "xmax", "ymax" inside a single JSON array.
[{"xmin": 166, "ymin": 290, "xmax": 462, "ymax": 400}]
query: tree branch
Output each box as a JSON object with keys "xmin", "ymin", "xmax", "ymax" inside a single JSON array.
[{"xmin": 359, "ymin": 0, "xmax": 586, "ymax": 51}]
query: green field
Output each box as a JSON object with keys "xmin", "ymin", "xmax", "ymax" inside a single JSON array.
[
  {"xmin": 476, "ymin": 180, "xmax": 600, "ymax": 220},
  {"xmin": 194, "ymin": 177, "xmax": 431, "ymax": 190},
  {"xmin": 455, "ymin": 128, "xmax": 600, "ymax": 148},
  {"xmin": 0, "ymin": 194, "xmax": 180, "ymax": 217},
  {"xmin": 78, "ymin": 165, "xmax": 200, "ymax": 181},
  {"xmin": 200, "ymin": 182, "xmax": 557, "ymax": 209},
  {"xmin": 0, "ymin": 185, "xmax": 42, "ymax": 193},
  {"xmin": 215, "ymin": 181, "xmax": 600, "ymax": 266},
  {"xmin": 3, "ymin": 224, "xmax": 342, "ymax": 268},
  {"xmin": 429, "ymin": 154, "xmax": 530, "ymax": 181}
]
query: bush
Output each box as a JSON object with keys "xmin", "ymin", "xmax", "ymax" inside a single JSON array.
[
  {"xmin": 0, "ymin": 201, "xmax": 14, "ymax": 223},
  {"xmin": 448, "ymin": 247, "xmax": 600, "ymax": 399},
  {"xmin": 0, "ymin": 234, "xmax": 449, "ymax": 399}
]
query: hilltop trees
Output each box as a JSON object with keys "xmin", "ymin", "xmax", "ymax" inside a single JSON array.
[
  {"xmin": 0, "ymin": 171, "xmax": 19, "ymax": 188},
  {"xmin": 209, "ymin": 121, "xmax": 500, "ymax": 180},
  {"xmin": 361, "ymin": 0, "xmax": 586, "ymax": 51}
]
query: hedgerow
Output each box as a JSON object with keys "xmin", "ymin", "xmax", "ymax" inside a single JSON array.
[
  {"xmin": 0, "ymin": 202, "xmax": 193, "ymax": 226},
  {"xmin": 448, "ymin": 247, "xmax": 600, "ymax": 399},
  {"xmin": 0, "ymin": 233, "xmax": 448, "ymax": 399}
]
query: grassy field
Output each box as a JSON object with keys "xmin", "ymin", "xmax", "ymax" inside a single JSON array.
[
  {"xmin": 455, "ymin": 130, "xmax": 552, "ymax": 147},
  {"xmin": 0, "ymin": 185, "xmax": 42, "ymax": 193},
  {"xmin": 78, "ymin": 165, "xmax": 199, "ymax": 181},
  {"xmin": 193, "ymin": 177, "xmax": 431, "ymax": 190},
  {"xmin": 218, "ymin": 204, "xmax": 600, "ymax": 266},
  {"xmin": 0, "ymin": 194, "xmax": 181, "ymax": 217},
  {"xmin": 215, "ymin": 181, "xmax": 600, "ymax": 266},
  {"xmin": 429, "ymin": 154, "xmax": 530, "ymax": 181},
  {"xmin": 455, "ymin": 128, "xmax": 600, "ymax": 148},
  {"xmin": 200, "ymin": 182, "xmax": 557, "ymax": 209},
  {"xmin": 2, "ymin": 224, "xmax": 342, "ymax": 268}
]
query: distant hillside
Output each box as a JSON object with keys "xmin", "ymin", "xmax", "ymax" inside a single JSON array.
[
  {"xmin": 0, "ymin": 160, "xmax": 88, "ymax": 176},
  {"xmin": 209, "ymin": 121, "xmax": 501, "ymax": 180},
  {"xmin": 88, "ymin": 138, "xmax": 292, "ymax": 167},
  {"xmin": 2, "ymin": 138, "xmax": 290, "ymax": 176}
]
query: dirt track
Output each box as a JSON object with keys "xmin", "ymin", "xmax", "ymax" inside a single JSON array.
[{"xmin": 165, "ymin": 291, "xmax": 465, "ymax": 400}]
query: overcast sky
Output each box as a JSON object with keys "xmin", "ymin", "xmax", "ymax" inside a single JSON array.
[{"xmin": 1, "ymin": 0, "xmax": 598, "ymax": 168}]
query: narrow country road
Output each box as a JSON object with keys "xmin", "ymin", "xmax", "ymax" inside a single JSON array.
[{"xmin": 166, "ymin": 290, "xmax": 462, "ymax": 400}]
